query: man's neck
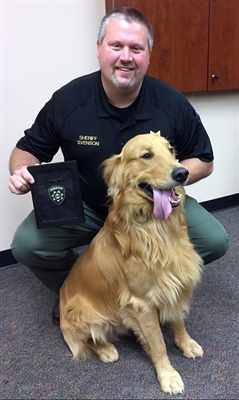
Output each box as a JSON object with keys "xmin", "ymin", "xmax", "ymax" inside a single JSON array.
[{"xmin": 101, "ymin": 76, "xmax": 142, "ymax": 109}]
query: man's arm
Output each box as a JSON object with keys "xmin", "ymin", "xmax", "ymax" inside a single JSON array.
[
  {"xmin": 180, "ymin": 158, "xmax": 213, "ymax": 185},
  {"xmin": 8, "ymin": 147, "xmax": 41, "ymax": 195}
]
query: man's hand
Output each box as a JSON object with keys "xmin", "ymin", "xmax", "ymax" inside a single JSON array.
[
  {"xmin": 8, "ymin": 147, "xmax": 40, "ymax": 195},
  {"xmin": 8, "ymin": 166, "xmax": 35, "ymax": 194}
]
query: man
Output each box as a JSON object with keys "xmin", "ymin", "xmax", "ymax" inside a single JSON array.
[{"xmin": 8, "ymin": 7, "xmax": 228, "ymax": 325}]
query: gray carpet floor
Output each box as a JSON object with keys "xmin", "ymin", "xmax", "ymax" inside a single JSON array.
[{"xmin": 1, "ymin": 207, "xmax": 239, "ymax": 399}]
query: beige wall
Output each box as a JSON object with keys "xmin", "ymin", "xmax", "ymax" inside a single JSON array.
[{"xmin": 1, "ymin": 0, "xmax": 239, "ymax": 251}]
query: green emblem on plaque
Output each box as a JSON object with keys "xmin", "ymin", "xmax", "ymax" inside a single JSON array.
[{"xmin": 48, "ymin": 186, "xmax": 65, "ymax": 205}]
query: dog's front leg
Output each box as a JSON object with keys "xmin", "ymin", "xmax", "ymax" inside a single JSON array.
[
  {"xmin": 123, "ymin": 299, "xmax": 184, "ymax": 395},
  {"xmin": 170, "ymin": 317, "xmax": 203, "ymax": 358}
]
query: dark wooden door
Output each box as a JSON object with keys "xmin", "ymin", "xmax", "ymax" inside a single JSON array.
[
  {"xmin": 105, "ymin": 0, "xmax": 239, "ymax": 92},
  {"xmin": 208, "ymin": 0, "xmax": 239, "ymax": 91},
  {"xmin": 105, "ymin": 0, "xmax": 209, "ymax": 92}
]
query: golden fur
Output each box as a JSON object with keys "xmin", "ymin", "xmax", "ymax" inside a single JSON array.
[{"xmin": 60, "ymin": 132, "xmax": 203, "ymax": 395}]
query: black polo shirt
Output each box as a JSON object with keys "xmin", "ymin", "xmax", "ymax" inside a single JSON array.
[{"xmin": 17, "ymin": 70, "xmax": 213, "ymax": 216}]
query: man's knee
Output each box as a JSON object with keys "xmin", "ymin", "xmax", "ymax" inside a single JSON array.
[
  {"xmin": 11, "ymin": 218, "xmax": 79, "ymax": 293},
  {"xmin": 185, "ymin": 196, "xmax": 229, "ymax": 264},
  {"xmin": 202, "ymin": 225, "xmax": 228, "ymax": 264},
  {"xmin": 11, "ymin": 223, "xmax": 37, "ymax": 265}
]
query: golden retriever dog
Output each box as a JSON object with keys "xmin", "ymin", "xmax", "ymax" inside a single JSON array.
[{"xmin": 60, "ymin": 131, "xmax": 203, "ymax": 395}]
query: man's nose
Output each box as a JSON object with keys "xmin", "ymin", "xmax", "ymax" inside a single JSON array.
[{"xmin": 119, "ymin": 47, "xmax": 133, "ymax": 62}]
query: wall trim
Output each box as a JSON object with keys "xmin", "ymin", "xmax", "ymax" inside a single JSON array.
[
  {"xmin": 200, "ymin": 193, "xmax": 239, "ymax": 213},
  {"xmin": 1, "ymin": 194, "xmax": 238, "ymax": 268},
  {"xmin": 0, "ymin": 249, "xmax": 20, "ymax": 269}
]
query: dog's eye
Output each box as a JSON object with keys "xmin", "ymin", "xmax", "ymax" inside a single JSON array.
[
  {"xmin": 141, "ymin": 152, "xmax": 153, "ymax": 159},
  {"xmin": 169, "ymin": 147, "xmax": 174, "ymax": 154}
]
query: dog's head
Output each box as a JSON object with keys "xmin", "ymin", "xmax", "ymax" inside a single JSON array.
[{"xmin": 103, "ymin": 131, "xmax": 189, "ymax": 220}]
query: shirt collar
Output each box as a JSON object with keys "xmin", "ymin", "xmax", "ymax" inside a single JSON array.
[{"xmin": 95, "ymin": 72, "xmax": 152, "ymax": 121}]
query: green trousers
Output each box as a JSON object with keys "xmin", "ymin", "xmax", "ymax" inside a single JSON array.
[{"xmin": 11, "ymin": 196, "xmax": 228, "ymax": 294}]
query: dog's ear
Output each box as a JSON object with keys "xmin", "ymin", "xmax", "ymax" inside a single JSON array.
[
  {"xmin": 102, "ymin": 155, "xmax": 124, "ymax": 196},
  {"xmin": 150, "ymin": 130, "xmax": 161, "ymax": 137}
]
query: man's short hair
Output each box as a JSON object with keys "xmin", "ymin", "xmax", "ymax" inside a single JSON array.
[{"xmin": 97, "ymin": 7, "xmax": 154, "ymax": 52}]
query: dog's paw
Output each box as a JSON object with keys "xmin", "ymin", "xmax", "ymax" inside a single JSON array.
[
  {"xmin": 181, "ymin": 339, "xmax": 203, "ymax": 359},
  {"xmin": 160, "ymin": 370, "xmax": 184, "ymax": 395},
  {"xmin": 98, "ymin": 344, "xmax": 119, "ymax": 363}
]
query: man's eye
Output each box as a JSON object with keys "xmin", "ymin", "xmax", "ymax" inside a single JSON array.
[
  {"xmin": 111, "ymin": 44, "xmax": 121, "ymax": 50},
  {"xmin": 131, "ymin": 46, "xmax": 142, "ymax": 53}
]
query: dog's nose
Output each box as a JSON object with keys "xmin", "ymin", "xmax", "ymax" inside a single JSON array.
[{"xmin": 172, "ymin": 167, "xmax": 189, "ymax": 183}]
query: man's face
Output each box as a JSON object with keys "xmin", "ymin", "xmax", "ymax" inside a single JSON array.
[{"xmin": 97, "ymin": 18, "xmax": 151, "ymax": 92}]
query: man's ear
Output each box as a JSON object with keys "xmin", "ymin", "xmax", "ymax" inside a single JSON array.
[
  {"xmin": 96, "ymin": 40, "xmax": 100, "ymax": 59},
  {"xmin": 102, "ymin": 155, "xmax": 124, "ymax": 197}
]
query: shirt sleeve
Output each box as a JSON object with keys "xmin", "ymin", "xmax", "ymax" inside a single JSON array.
[
  {"xmin": 16, "ymin": 95, "xmax": 60, "ymax": 163},
  {"xmin": 174, "ymin": 97, "xmax": 214, "ymax": 163}
]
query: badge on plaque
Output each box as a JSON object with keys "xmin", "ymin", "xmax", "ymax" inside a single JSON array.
[{"xmin": 27, "ymin": 161, "xmax": 85, "ymax": 229}]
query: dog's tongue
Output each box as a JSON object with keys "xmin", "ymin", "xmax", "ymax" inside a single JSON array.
[{"xmin": 153, "ymin": 188, "xmax": 173, "ymax": 220}]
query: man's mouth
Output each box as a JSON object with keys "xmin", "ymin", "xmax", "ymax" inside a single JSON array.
[
  {"xmin": 115, "ymin": 65, "xmax": 135, "ymax": 72},
  {"xmin": 139, "ymin": 183, "xmax": 182, "ymax": 220},
  {"xmin": 118, "ymin": 67, "xmax": 133, "ymax": 71}
]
